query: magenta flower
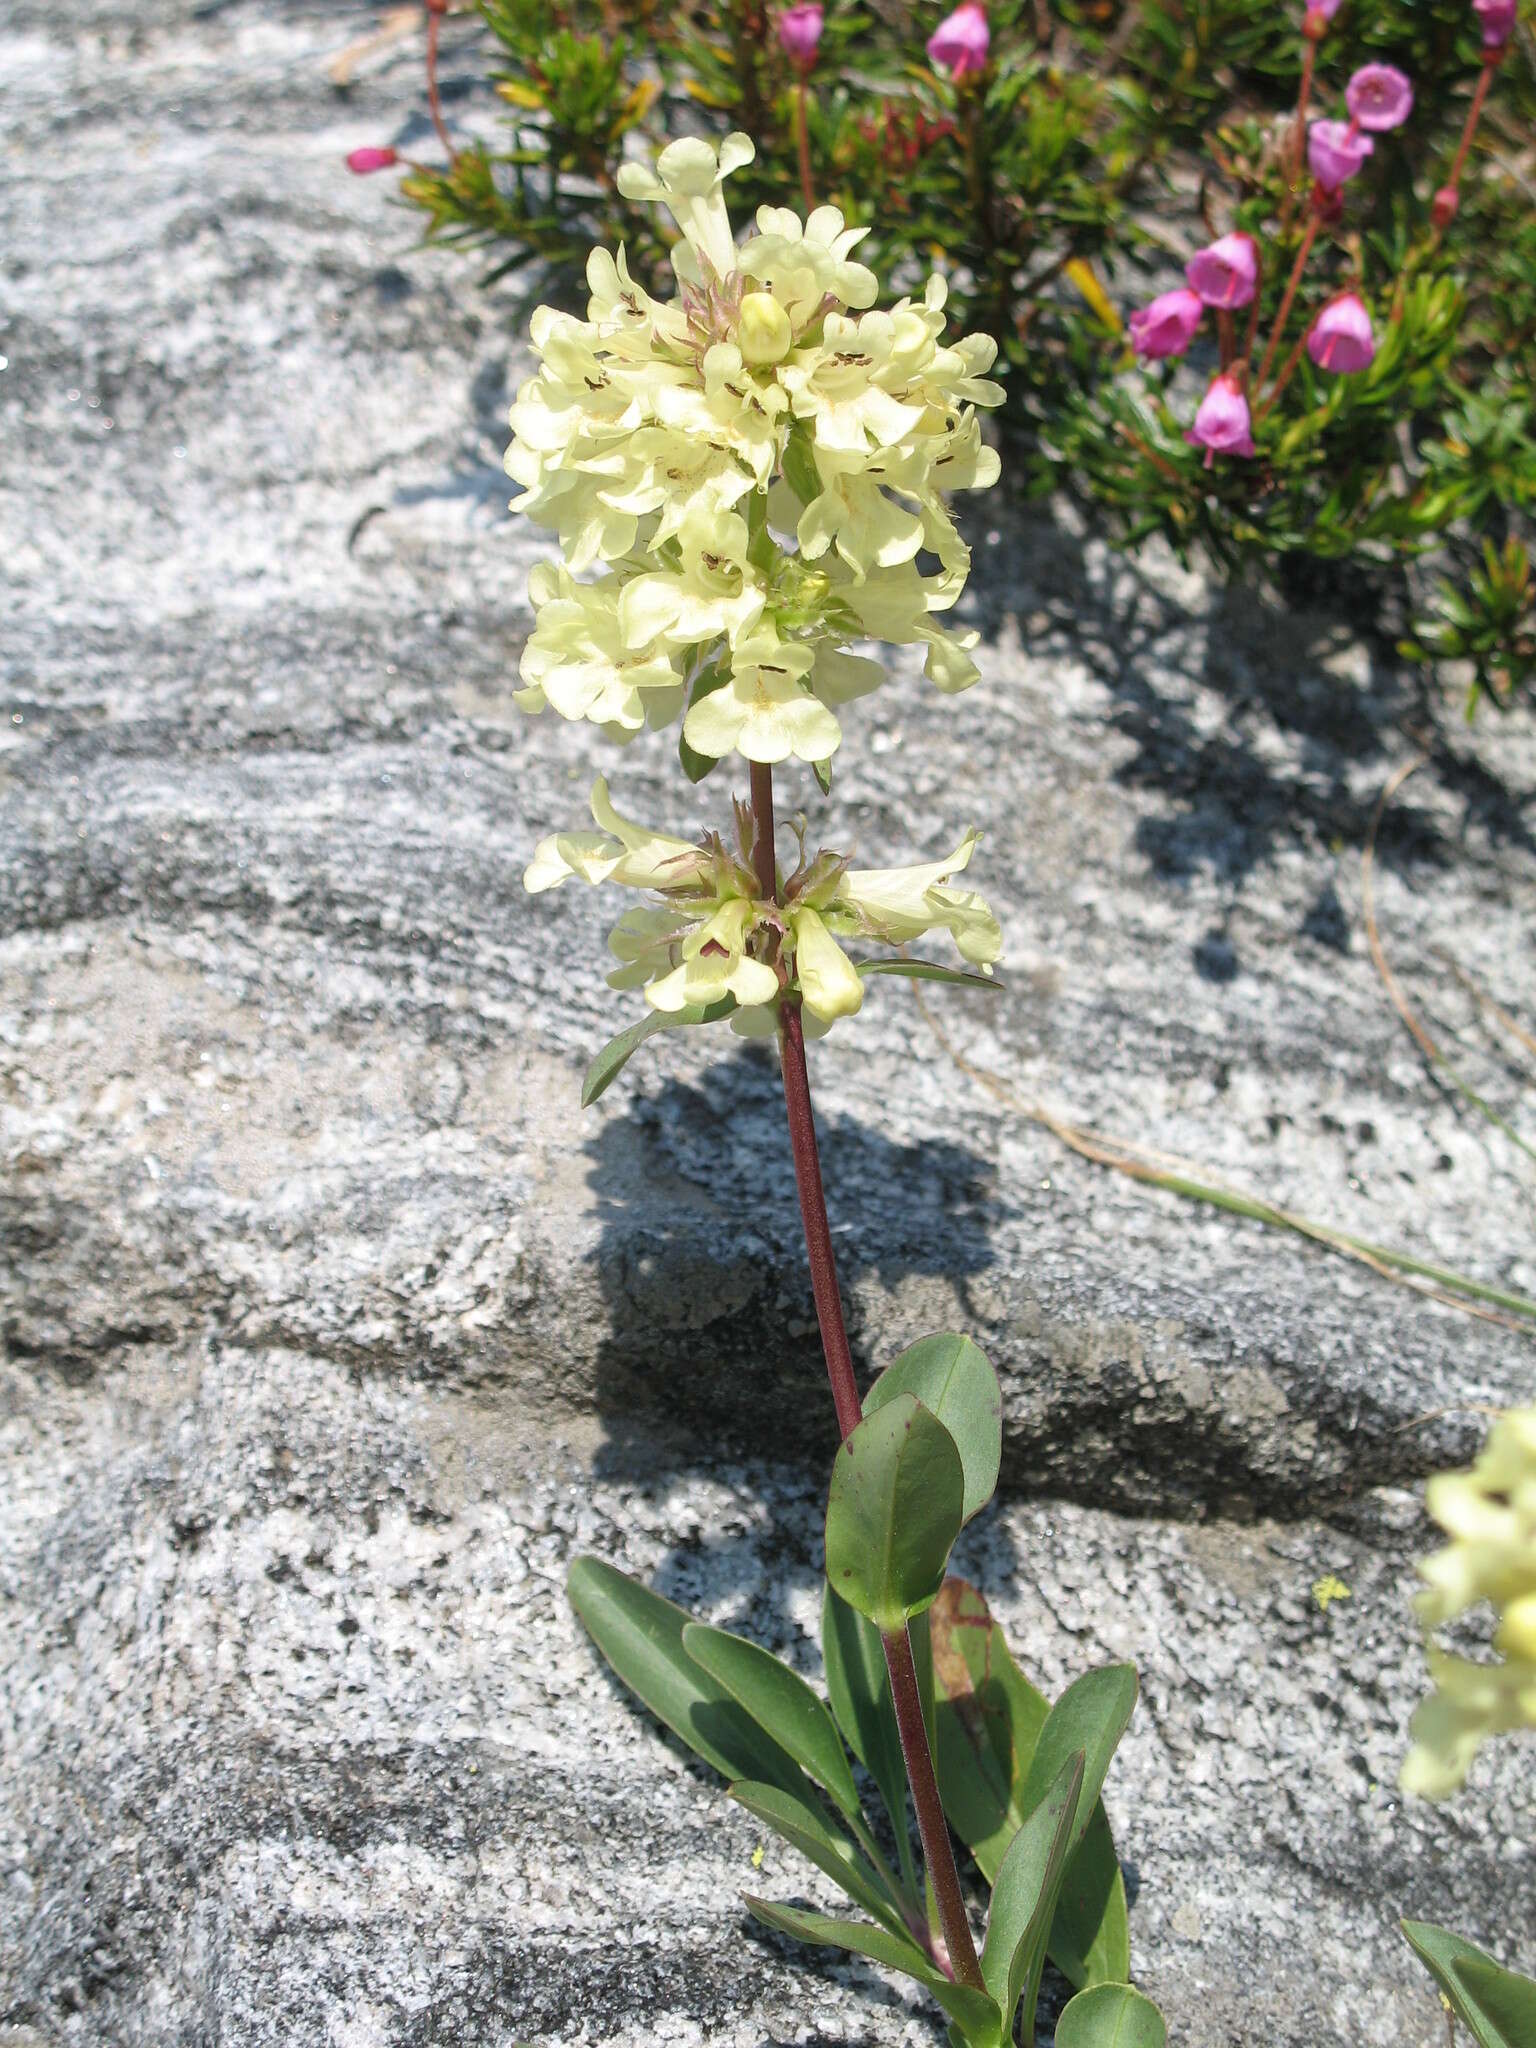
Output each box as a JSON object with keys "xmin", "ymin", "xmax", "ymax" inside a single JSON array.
[
  {"xmin": 777, "ymin": 3, "xmax": 824, "ymax": 65},
  {"xmin": 928, "ymin": 3, "xmax": 991, "ymax": 80},
  {"xmin": 1129, "ymin": 287, "xmax": 1205, "ymax": 360},
  {"xmin": 1186, "ymin": 375, "xmax": 1256, "ymax": 467},
  {"xmin": 346, "ymin": 146, "xmax": 398, "ymax": 175},
  {"xmin": 1307, "ymin": 293, "xmax": 1375, "ymax": 372},
  {"xmin": 1473, "ymin": 0, "xmax": 1518, "ymax": 46},
  {"xmin": 1185, "ymin": 233, "xmax": 1259, "ymax": 311},
  {"xmin": 1307, "ymin": 118, "xmax": 1374, "ymax": 189},
  {"xmin": 1345, "ymin": 63, "xmax": 1414, "ymax": 131},
  {"xmin": 1307, "ymin": 0, "xmax": 1344, "ymax": 16}
]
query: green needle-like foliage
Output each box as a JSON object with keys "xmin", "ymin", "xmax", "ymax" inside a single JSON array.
[{"xmin": 373, "ymin": 0, "xmax": 1535, "ymax": 705}]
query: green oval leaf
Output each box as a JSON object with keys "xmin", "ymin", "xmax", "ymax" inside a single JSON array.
[
  {"xmin": 682, "ymin": 1621, "xmax": 860, "ymax": 1820},
  {"xmin": 824, "ymin": 1394, "xmax": 965, "ymax": 1631},
  {"xmin": 1404, "ymin": 1921, "xmax": 1536, "ymax": 2048},
  {"xmin": 865, "ymin": 1333, "xmax": 1002, "ymax": 1524},
  {"xmin": 821, "ymin": 1583, "xmax": 919, "ymax": 1899},
  {"xmin": 980, "ymin": 1749, "xmax": 1085, "ymax": 2037},
  {"xmin": 1017, "ymin": 1663, "xmax": 1139, "ymax": 1863},
  {"xmin": 1055, "ymin": 1983, "xmax": 1168, "ymax": 2048},
  {"xmin": 727, "ymin": 1780, "xmax": 906, "ymax": 1938},
  {"xmin": 931, "ymin": 1579, "xmax": 1131, "ymax": 1990},
  {"xmin": 567, "ymin": 1557, "xmax": 808, "ymax": 1797},
  {"xmin": 1456, "ymin": 1955, "xmax": 1536, "ymax": 2047},
  {"xmin": 855, "ymin": 958, "xmax": 1003, "ymax": 992},
  {"xmin": 743, "ymin": 1895, "xmax": 1003, "ymax": 2041},
  {"xmin": 580, "ymin": 997, "xmax": 736, "ymax": 1107}
]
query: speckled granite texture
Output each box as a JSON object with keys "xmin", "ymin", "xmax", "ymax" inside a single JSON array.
[{"xmin": 2, "ymin": 4, "xmax": 1533, "ymax": 2043}]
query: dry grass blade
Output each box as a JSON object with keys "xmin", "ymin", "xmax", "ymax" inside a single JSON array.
[
  {"xmin": 909, "ymin": 985, "xmax": 1536, "ymax": 1336},
  {"xmin": 328, "ymin": 6, "xmax": 424, "ymax": 89}
]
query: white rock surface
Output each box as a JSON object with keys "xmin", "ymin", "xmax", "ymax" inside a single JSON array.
[{"xmin": 2, "ymin": 5, "xmax": 1534, "ymax": 2044}]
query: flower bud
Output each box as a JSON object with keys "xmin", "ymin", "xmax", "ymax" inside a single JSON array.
[
  {"xmin": 1307, "ymin": 292, "xmax": 1375, "ymax": 373},
  {"xmin": 1185, "ymin": 233, "xmax": 1259, "ymax": 311},
  {"xmin": 928, "ymin": 2, "xmax": 991, "ymax": 81},
  {"xmin": 346, "ymin": 146, "xmax": 398, "ymax": 175},
  {"xmin": 1129, "ymin": 287, "xmax": 1205, "ymax": 359},
  {"xmin": 1186, "ymin": 373, "xmax": 1256, "ymax": 466},
  {"xmin": 1431, "ymin": 183, "xmax": 1460, "ymax": 229},
  {"xmin": 1473, "ymin": 0, "xmax": 1518, "ymax": 47},
  {"xmin": 738, "ymin": 291, "xmax": 794, "ymax": 365},
  {"xmin": 776, "ymin": 3, "xmax": 824, "ymax": 67},
  {"xmin": 1307, "ymin": 118, "xmax": 1373, "ymax": 191},
  {"xmin": 1302, "ymin": 0, "xmax": 1342, "ymax": 34},
  {"xmin": 1345, "ymin": 63, "xmax": 1414, "ymax": 132}
]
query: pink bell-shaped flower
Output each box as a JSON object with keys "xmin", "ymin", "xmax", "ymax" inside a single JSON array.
[
  {"xmin": 1473, "ymin": 0, "xmax": 1517, "ymax": 46},
  {"xmin": 777, "ymin": 4, "xmax": 824, "ymax": 66},
  {"xmin": 346, "ymin": 146, "xmax": 398, "ymax": 174},
  {"xmin": 1129, "ymin": 287, "xmax": 1205, "ymax": 359},
  {"xmin": 1307, "ymin": 293, "xmax": 1376, "ymax": 372},
  {"xmin": 1185, "ymin": 233, "xmax": 1259, "ymax": 310},
  {"xmin": 1345, "ymin": 63, "xmax": 1414, "ymax": 131},
  {"xmin": 1307, "ymin": 118, "xmax": 1374, "ymax": 190},
  {"xmin": 928, "ymin": 3, "xmax": 991, "ymax": 80},
  {"xmin": 1186, "ymin": 374, "xmax": 1256, "ymax": 467}
]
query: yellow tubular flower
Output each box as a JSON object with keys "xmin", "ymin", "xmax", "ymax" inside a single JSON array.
[
  {"xmin": 1402, "ymin": 1409, "xmax": 1536, "ymax": 1799},
  {"xmin": 522, "ymin": 782, "xmax": 1002, "ymax": 1038},
  {"xmin": 506, "ymin": 132, "xmax": 1004, "ymax": 765}
]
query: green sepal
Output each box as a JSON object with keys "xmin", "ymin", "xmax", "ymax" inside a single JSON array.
[
  {"xmin": 824, "ymin": 1393, "xmax": 965, "ymax": 1631},
  {"xmin": 681, "ymin": 1621, "xmax": 861, "ymax": 1821},
  {"xmin": 856, "ymin": 958, "xmax": 1003, "ymax": 992},
  {"xmin": 980, "ymin": 1749, "xmax": 1085, "ymax": 2044},
  {"xmin": 566, "ymin": 1557, "xmax": 807, "ymax": 1795},
  {"xmin": 813, "ymin": 757, "xmax": 833, "ymax": 796},
  {"xmin": 1054, "ymin": 1983, "xmax": 1168, "ymax": 2048},
  {"xmin": 783, "ymin": 422, "xmax": 822, "ymax": 506},
  {"xmin": 865, "ymin": 1332, "xmax": 1002, "ymax": 1524},
  {"xmin": 580, "ymin": 997, "xmax": 736, "ymax": 1107}
]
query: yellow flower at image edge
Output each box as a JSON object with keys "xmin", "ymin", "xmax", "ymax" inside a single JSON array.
[
  {"xmin": 524, "ymin": 780, "xmax": 1001, "ymax": 1035},
  {"xmin": 1401, "ymin": 1408, "xmax": 1536, "ymax": 1799}
]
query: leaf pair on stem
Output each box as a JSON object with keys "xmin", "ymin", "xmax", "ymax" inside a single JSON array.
[{"xmin": 570, "ymin": 1333, "xmax": 1164, "ymax": 2047}]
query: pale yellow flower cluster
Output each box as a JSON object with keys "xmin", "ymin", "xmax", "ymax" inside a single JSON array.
[
  {"xmin": 506, "ymin": 132, "xmax": 1003, "ymax": 767},
  {"xmin": 1401, "ymin": 1409, "xmax": 1536, "ymax": 1800},
  {"xmin": 527, "ymin": 781, "xmax": 1001, "ymax": 1033}
]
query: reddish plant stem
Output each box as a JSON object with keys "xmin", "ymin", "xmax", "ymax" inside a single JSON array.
[
  {"xmin": 1287, "ymin": 40, "xmax": 1317, "ymax": 191},
  {"xmin": 1276, "ymin": 30, "xmax": 1320, "ymax": 244},
  {"xmin": 1446, "ymin": 55, "xmax": 1497, "ymax": 200},
  {"xmin": 1255, "ymin": 325, "xmax": 1311, "ymax": 419},
  {"xmin": 795, "ymin": 77, "xmax": 816, "ymax": 211},
  {"xmin": 750, "ymin": 761, "xmax": 984, "ymax": 1993},
  {"xmin": 777, "ymin": 1002, "xmax": 866, "ymax": 1442},
  {"xmin": 882, "ymin": 1623, "xmax": 979, "ymax": 1983},
  {"xmin": 1254, "ymin": 210, "xmax": 1319, "ymax": 399},
  {"xmin": 1239, "ymin": 245, "xmax": 1265, "ymax": 372}
]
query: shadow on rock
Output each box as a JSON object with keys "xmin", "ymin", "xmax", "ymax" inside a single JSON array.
[{"xmin": 584, "ymin": 1051, "xmax": 1004, "ymax": 1486}]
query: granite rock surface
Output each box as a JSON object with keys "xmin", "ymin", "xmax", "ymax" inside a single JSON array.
[{"xmin": 2, "ymin": 3, "xmax": 1535, "ymax": 2044}]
